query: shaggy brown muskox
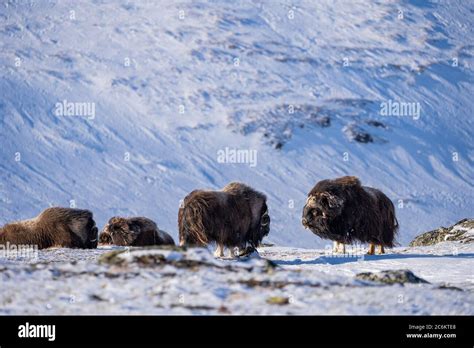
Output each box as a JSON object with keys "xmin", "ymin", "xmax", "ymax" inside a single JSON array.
[
  {"xmin": 0, "ymin": 207, "xmax": 98, "ymax": 249},
  {"xmin": 178, "ymin": 182, "xmax": 270, "ymax": 258},
  {"xmin": 302, "ymin": 176, "xmax": 398, "ymax": 254},
  {"xmin": 99, "ymin": 217, "xmax": 175, "ymax": 246},
  {"xmin": 222, "ymin": 182, "xmax": 270, "ymax": 247}
]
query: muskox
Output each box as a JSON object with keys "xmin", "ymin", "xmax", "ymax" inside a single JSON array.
[
  {"xmin": 178, "ymin": 182, "xmax": 270, "ymax": 258},
  {"xmin": 99, "ymin": 217, "xmax": 175, "ymax": 247},
  {"xmin": 302, "ymin": 176, "xmax": 398, "ymax": 254},
  {"xmin": 0, "ymin": 207, "xmax": 98, "ymax": 249}
]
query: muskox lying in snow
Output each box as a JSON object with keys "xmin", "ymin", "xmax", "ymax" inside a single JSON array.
[
  {"xmin": 0, "ymin": 207, "xmax": 98, "ymax": 249},
  {"xmin": 99, "ymin": 217, "xmax": 175, "ymax": 246},
  {"xmin": 178, "ymin": 182, "xmax": 270, "ymax": 257},
  {"xmin": 302, "ymin": 176, "xmax": 398, "ymax": 254}
]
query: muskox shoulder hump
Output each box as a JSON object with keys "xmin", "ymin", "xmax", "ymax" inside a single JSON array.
[
  {"xmin": 334, "ymin": 176, "xmax": 361, "ymax": 187},
  {"xmin": 39, "ymin": 207, "xmax": 93, "ymax": 221},
  {"xmin": 222, "ymin": 182, "xmax": 267, "ymax": 200},
  {"xmin": 310, "ymin": 176, "xmax": 362, "ymax": 195},
  {"xmin": 129, "ymin": 216, "xmax": 158, "ymax": 229},
  {"xmin": 222, "ymin": 182, "xmax": 248, "ymax": 192}
]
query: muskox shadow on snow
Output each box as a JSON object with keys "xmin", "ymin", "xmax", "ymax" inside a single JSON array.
[
  {"xmin": 99, "ymin": 216, "xmax": 175, "ymax": 247},
  {"xmin": 178, "ymin": 182, "xmax": 270, "ymax": 258},
  {"xmin": 0, "ymin": 207, "xmax": 98, "ymax": 249},
  {"xmin": 302, "ymin": 176, "xmax": 398, "ymax": 254}
]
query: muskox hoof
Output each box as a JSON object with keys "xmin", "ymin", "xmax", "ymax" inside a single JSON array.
[{"xmin": 367, "ymin": 243, "xmax": 385, "ymax": 255}]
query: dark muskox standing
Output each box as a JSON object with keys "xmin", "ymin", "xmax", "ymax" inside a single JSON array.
[
  {"xmin": 0, "ymin": 207, "xmax": 98, "ymax": 249},
  {"xmin": 178, "ymin": 182, "xmax": 270, "ymax": 258},
  {"xmin": 99, "ymin": 217, "xmax": 175, "ymax": 246},
  {"xmin": 302, "ymin": 176, "xmax": 398, "ymax": 254}
]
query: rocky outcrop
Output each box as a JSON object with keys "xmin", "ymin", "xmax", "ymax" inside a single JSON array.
[
  {"xmin": 98, "ymin": 245, "xmax": 277, "ymax": 272},
  {"xmin": 356, "ymin": 269, "xmax": 429, "ymax": 285},
  {"xmin": 409, "ymin": 218, "xmax": 474, "ymax": 247}
]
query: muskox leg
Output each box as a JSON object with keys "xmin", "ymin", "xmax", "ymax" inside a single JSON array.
[
  {"xmin": 339, "ymin": 243, "xmax": 345, "ymax": 254},
  {"xmin": 214, "ymin": 243, "xmax": 224, "ymax": 258},
  {"xmin": 367, "ymin": 243, "xmax": 375, "ymax": 255},
  {"xmin": 333, "ymin": 242, "xmax": 345, "ymax": 254},
  {"xmin": 378, "ymin": 245, "xmax": 385, "ymax": 254}
]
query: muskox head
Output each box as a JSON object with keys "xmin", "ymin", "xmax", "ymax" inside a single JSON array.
[
  {"xmin": 102, "ymin": 217, "xmax": 139, "ymax": 246},
  {"xmin": 302, "ymin": 192, "xmax": 344, "ymax": 235},
  {"xmin": 98, "ymin": 230, "xmax": 112, "ymax": 245}
]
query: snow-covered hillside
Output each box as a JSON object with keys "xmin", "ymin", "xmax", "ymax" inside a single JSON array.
[{"xmin": 1, "ymin": 0, "xmax": 473, "ymax": 247}]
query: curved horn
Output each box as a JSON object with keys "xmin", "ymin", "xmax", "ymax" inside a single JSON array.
[
  {"xmin": 305, "ymin": 195, "xmax": 317, "ymax": 205},
  {"xmin": 261, "ymin": 210, "xmax": 270, "ymax": 226}
]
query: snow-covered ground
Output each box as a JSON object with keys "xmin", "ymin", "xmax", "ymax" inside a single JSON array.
[
  {"xmin": 0, "ymin": 238, "xmax": 473, "ymax": 315},
  {"xmin": 1, "ymin": 0, "xmax": 473, "ymax": 248}
]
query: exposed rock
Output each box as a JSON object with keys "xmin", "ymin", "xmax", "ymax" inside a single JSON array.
[
  {"xmin": 437, "ymin": 284, "xmax": 463, "ymax": 291},
  {"xmin": 98, "ymin": 246, "xmax": 278, "ymax": 273},
  {"xmin": 353, "ymin": 132, "xmax": 373, "ymax": 143},
  {"xmin": 410, "ymin": 218, "xmax": 474, "ymax": 247},
  {"xmin": 170, "ymin": 304, "xmax": 215, "ymax": 311},
  {"xmin": 355, "ymin": 269, "xmax": 429, "ymax": 285},
  {"xmin": 231, "ymin": 100, "xmax": 383, "ymax": 149},
  {"xmin": 343, "ymin": 124, "xmax": 373, "ymax": 143},
  {"xmin": 311, "ymin": 114, "xmax": 331, "ymax": 127},
  {"xmin": 366, "ymin": 119, "xmax": 387, "ymax": 128},
  {"xmin": 98, "ymin": 249, "xmax": 130, "ymax": 266},
  {"xmin": 274, "ymin": 141, "xmax": 284, "ymax": 150},
  {"xmin": 237, "ymin": 278, "xmax": 322, "ymax": 289},
  {"xmin": 89, "ymin": 293, "xmax": 109, "ymax": 302},
  {"xmin": 266, "ymin": 296, "xmax": 290, "ymax": 305}
]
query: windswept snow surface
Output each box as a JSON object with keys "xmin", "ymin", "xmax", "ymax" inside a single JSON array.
[
  {"xmin": 0, "ymin": 242, "xmax": 473, "ymax": 315},
  {"xmin": 1, "ymin": 0, "xmax": 473, "ymax": 249}
]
